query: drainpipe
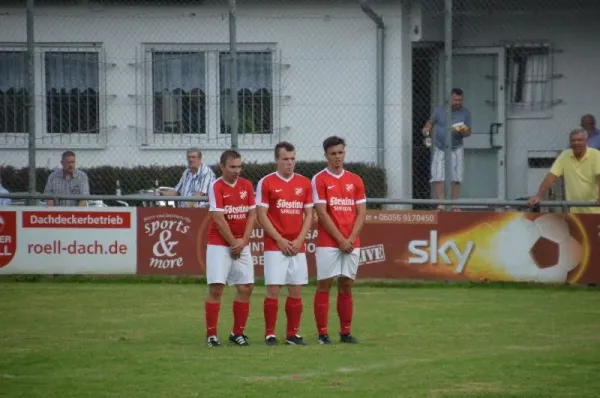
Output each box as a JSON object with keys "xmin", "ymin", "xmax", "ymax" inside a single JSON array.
[{"xmin": 360, "ymin": 0, "xmax": 385, "ymax": 169}]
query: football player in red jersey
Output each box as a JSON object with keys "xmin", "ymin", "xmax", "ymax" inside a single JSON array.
[
  {"xmin": 311, "ymin": 136, "xmax": 367, "ymax": 344},
  {"xmin": 256, "ymin": 141, "xmax": 314, "ymax": 346},
  {"xmin": 204, "ymin": 149, "xmax": 257, "ymax": 347}
]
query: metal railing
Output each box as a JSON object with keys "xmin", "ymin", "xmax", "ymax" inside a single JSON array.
[{"xmin": 1, "ymin": 192, "xmax": 598, "ymax": 209}]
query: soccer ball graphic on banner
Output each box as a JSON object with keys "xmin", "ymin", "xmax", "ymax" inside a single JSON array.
[{"xmin": 492, "ymin": 214, "xmax": 583, "ymax": 283}]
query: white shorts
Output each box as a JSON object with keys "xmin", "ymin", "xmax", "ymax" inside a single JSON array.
[
  {"xmin": 430, "ymin": 146, "xmax": 464, "ymax": 183},
  {"xmin": 263, "ymin": 251, "xmax": 309, "ymax": 286},
  {"xmin": 315, "ymin": 247, "xmax": 361, "ymax": 281},
  {"xmin": 206, "ymin": 244, "xmax": 254, "ymax": 286}
]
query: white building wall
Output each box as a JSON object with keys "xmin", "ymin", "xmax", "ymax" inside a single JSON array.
[{"xmin": 0, "ymin": 1, "xmax": 412, "ymax": 201}]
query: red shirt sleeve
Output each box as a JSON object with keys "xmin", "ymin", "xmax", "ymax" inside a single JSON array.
[
  {"xmin": 354, "ymin": 176, "xmax": 367, "ymax": 204},
  {"xmin": 304, "ymin": 178, "xmax": 314, "ymax": 208},
  {"xmin": 208, "ymin": 180, "xmax": 224, "ymax": 211},
  {"xmin": 247, "ymin": 180, "xmax": 256, "ymax": 209},
  {"xmin": 311, "ymin": 173, "xmax": 327, "ymax": 204},
  {"xmin": 256, "ymin": 177, "xmax": 269, "ymax": 208}
]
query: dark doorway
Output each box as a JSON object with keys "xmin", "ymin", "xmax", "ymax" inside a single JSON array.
[{"xmin": 411, "ymin": 45, "xmax": 438, "ymax": 210}]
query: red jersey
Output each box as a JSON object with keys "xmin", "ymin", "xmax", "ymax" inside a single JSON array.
[
  {"xmin": 207, "ymin": 177, "xmax": 256, "ymax": 246},
  {"xmin": 256, "ymin": 172, "xmax": 313, "ymax": 252},
  {"xmin": 311, "ymin": 168, "xmax": 366, "ymax": 248}
]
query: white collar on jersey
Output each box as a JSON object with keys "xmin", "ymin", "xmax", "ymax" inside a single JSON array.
[
  {"xmin": 275, "ymin": 171, "xmax": 294, "ymax": 183},
  {"xmin": 220, "ymin": 177, "xmax": 238, "ymax": 188},
  {"xmin": 325, "ymin": 168, "xmax": 345, "ymax": 179}
]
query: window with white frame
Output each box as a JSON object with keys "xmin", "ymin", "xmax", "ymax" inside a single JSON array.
[
  {"xmin": 145, "ymin": 45, "xmax": 276, "ymax": 142},
  {"xmin": 44, "ymin": 51, "xmax": 100, "ymax": 134},
  {"xmin": 152, "ymin": 51, "xmax": 206, "ymax": 135},
  {"xmin": 506, "ymin": 45, "xmax": 552, "ymax": 114},
  {"xmin": 0, "ymin": 51, "xmax": 28, "ymax": 134},
  {"xmin": 219, "ymin": 51, "xmax": 273, "ymax": 135}
]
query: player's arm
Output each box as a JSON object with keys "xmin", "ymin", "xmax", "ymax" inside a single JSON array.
[
  {"xmin": 208, "ymin": 182, "xmax": 237, "ymax": 246},
  {"xmin": 294, "ymin": 180, "xmax": 315, "ymax": 245},
  {"xmin": 347, "ymin": 179, "xmax": 367, "ymax": 245},
  {"xmin": 311, "ymin": 176, "xmax": 346, "ymax": 244},
  {"xmin": 241, "ymin": 207, "xmax": 256, "ymax": 246},
  {"xmin": 256, "ymin": 178, "xmax": 284, "ymax": 241},
  {"xmin": 232, "ymin": 182, "xmax": 257, "ymax": 255}
]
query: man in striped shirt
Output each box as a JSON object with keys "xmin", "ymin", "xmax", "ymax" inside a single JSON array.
[
  {"xmin": 161, "ymin": 148, "xmax": 216, "ymax": 208},
  {"xmin": 44, "ymin": 151, "xmax": 90, "ymax": 207}
]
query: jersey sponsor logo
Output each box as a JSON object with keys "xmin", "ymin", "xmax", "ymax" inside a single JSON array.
[
  {"xmin": 224, "ymin": 205, "xmax": 250, "ymax": 220},
  {"xmin": 329, "ymin": 197, "xmax": 355, "ymax": 212},
  {"xmin": 276, "ymin": 199, "xmax": 304, "ymax": 215}
]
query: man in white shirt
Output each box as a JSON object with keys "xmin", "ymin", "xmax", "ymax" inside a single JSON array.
[{"xmin": 161, "ymin": 148, "xmax": 216, "ymax": 208}]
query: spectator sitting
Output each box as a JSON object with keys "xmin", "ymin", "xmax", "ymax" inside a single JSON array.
[
  {"xmin": 44, "ymin": 151, "xmax": 90, "ymax": 207},
  {"xmin": 160, "ymin": 147, "xmax": 215, "ymax": 208}
]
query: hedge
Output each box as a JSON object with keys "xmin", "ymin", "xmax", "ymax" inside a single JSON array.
[{"xmin": 1, "ymin": 161, "xmax": 387, "ymax": 207}]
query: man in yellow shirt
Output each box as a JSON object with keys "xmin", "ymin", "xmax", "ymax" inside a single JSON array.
[{"xmin": 529, "ymin": 129, "xmax": 600, "ymax": 213}]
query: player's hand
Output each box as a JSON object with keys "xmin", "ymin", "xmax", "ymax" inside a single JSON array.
[
  {"xmin": 290, "ymin": 238, "xmax": 304, "ymax": 255},
  {"xmin": 277, "ymin": 238, "xmax": 295, "ymax": 256},
  {"xmin": 338, "ymin": 239, "xmax": 354, "ymax": 254},
  {"xmin": 528, "ymin": 195, "xmax": 541, "ymax": 208},
  {"xmin": 231, "ymin": 238, "xmax": 246, "ymax": 256}
]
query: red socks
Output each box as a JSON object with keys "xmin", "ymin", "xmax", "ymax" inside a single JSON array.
[
  {"xmin": 232, "ymin": 300, "xmax": 250, "ymax": 335},
  {"xmin": 314, "ymin": 291, "xmax": 354, "ymax": 335},
  {"xmin": 313, "ymin": 291, "xmax": 330, "ymax": 335},
  {"xmin": 264, "ymin": 297, "xmax": 303, "ymax": 338},
  {"xmin": 285, "ymin": 297, "xmax": 303, "ymax": 338},
  {"xmin": 205, "ymin": 301, "xmax": 220, "ymax": 337},
  {"xmin": 337, "ymin": 292, "xmax": 353, "ymax": 335},
  {"xmin": 263, "ymin": 297, "xmax": 278, "ymax": 336}
]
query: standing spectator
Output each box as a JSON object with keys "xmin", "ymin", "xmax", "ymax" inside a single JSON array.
[
  {"xmin": 161, "ymin": 148, "xmax": 215, "ymax": 208},
  {"xmin": 529, "ymin": 129, "xmax": 600, "ymax": 214},
  {"xmin": 422, "ymin": 88, "xmax": 472, "ymax": 211},
  {"xmin": 44, "ymin": 151, "xmax": 90, "ymax": 207},
  {"xmin": 0, "ymin": 175, "xmax": 10, "ymax": 206},
  {"xmin": 581, "ymin": 114, "xmax": 600, "ymax": 150}
]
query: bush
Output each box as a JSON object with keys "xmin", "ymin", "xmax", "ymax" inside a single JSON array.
[{"xmin": 0, "ymin": 162, "xmax": 387, "ymax": 208}]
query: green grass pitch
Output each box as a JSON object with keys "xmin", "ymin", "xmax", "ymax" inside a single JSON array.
[{"xmin": 1, "ymin": 280, "xmax": 599, "ymax": 397}]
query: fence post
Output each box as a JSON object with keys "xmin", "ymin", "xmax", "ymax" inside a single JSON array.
[
  {"xmin": 228, "ymin": 0, "xmax": 239, "ymax": 149},
  {"xmin": 26, "ymin": 0, "xmax": 36, "ymax": 205},
  {"xmin": 443, "ymin": 0, "xmax": 453, "ymax": 202}
]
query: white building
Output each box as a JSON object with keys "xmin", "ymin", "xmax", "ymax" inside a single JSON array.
[{"xmin": 1, "ymin": 0, "xmax": 599, "ymax": 204}]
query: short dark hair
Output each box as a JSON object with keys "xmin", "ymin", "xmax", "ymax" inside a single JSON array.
[
  {"xmin": 220, "ymin": 149, "xmax": 241, "ymax": 166},
  {"xmin": 322, "ymin": 136, "xmax": 346, "ymax": 153},
  {"xmin": 61, "ymin": 151, "xmax": 76, "ymax": 160},
  {"xmin": 451, "ymin": 88, "xmax": 463, "ymax": 96},
  {"xmin": 274, "ymin": 141, "xmax": 295, "ymax": 159}
]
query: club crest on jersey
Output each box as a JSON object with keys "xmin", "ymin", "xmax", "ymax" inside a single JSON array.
[
  {"xmin": 295, "ymin": 187, "xmax": 303, "ymax": 196},
  {"xmin": 346, "ymin": 184, "xmax": 354, "ymax": 192},
  {"xmin": 240, "ymin": 190, "xmax": 248, "ymax": 199}
]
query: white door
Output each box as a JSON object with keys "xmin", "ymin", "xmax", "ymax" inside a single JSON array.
[{"xmin": 444, "ymin": 47, "xmax": 507, "ymax": 200}]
